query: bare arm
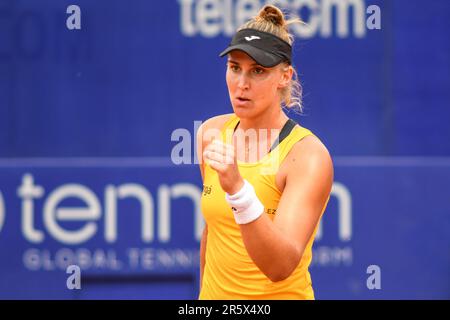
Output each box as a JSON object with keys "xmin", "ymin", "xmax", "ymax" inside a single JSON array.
[{"xmin": 239, "ymin": 136, "xmax": 334, "ymax": 282}]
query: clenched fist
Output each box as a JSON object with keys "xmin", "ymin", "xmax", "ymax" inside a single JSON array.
[{"xmin": 203, "ymin": 139, "xmax": 244, "ymax": 195}]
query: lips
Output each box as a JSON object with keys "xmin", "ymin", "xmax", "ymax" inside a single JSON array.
[{"xmin": 237, "ymin": 97, "xmax": 250, "ymax": 102}]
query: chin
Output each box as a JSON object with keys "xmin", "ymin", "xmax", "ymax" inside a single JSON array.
[
  {"xmin": 232, "ymin": 103, "xmax": 255, "ymax": 116},
  {"xmin": 232, "ymin": 107, "xmax": 251, "ymax": 119}
]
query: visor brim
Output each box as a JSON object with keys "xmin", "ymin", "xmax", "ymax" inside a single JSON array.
[{"xmin": 219, "ymin": 44, "xmax": 284, "ymax": 68}]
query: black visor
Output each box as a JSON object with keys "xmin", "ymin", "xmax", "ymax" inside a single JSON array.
[{"xmin": 219, "ymin": 28, "xmax": 292, "ymax": 68}]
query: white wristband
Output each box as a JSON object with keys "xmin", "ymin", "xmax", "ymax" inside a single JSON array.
[{"xmin": 225, "ymin": 180, "xmax": 264, "ymax": 225}]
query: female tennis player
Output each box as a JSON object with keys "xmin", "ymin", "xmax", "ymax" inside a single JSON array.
[{"xmin": 197, "ymin": 4, "xmax": 333, "ymax": 300}]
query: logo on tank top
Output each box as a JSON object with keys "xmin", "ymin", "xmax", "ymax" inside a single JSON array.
[
  {"xmin": 202, "ymin": 185, "xmax": 212, "ymax": 196},
  {"xmin": 266, "ymin": 208, "xmax": 277, "ymax": 215}
]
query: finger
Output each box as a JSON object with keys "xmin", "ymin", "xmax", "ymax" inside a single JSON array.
[
  {"xmin": 204, "ymin": 147, "xmax": 234, "ymax": 166},
  {"xmin": 223, "ymin": 153, "xmax": 234, "ymax": 165},
  {"xmin": 211, "ymin": 139, "xmax": 233, "ymax": 154},
  {"xmin": 207, "ymin": 141, "xmax": 234, "ymax": 160},
  {"xmin": 204, "ymin": 150, "xmax": 226, "ymax": 164},
  {"xmin": 216, "ymin": 142, "xmax": 235, "ymax": 165},
  {"xmin": 204, "ymin": 151, "xmax": 229, "ymax": 171},
  {"xmin": 215, "ymin": 139, "xmax": 235, "ymax": 161},
  {"xmin": 205, "ymin": 158, "xmax": 223, "ymax": 172},
  {"xmin": 207, "ymin": 140, "xmax": 226, "ymax": 154},
  {"xmin": 206, "ymin": 140, "xmax": 235, "ymax": 166},
  {"xmin": 209, "ymin": 150, "xmax": 235, "ymax": 165},
  {"xmin": 223, "ymin": 143, "xmax": 235, "ymax": 164}
]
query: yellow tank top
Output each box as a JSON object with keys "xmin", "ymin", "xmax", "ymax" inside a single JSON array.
[{"xmin": 199, "ymin": 114, "xmax": 330, "ymax": 300}]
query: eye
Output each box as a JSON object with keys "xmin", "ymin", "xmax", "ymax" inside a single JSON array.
[
  {"xmin": 253, "ymin": 67, "xmax": 265, "ymax": 75},
  {"xmin": 229, "ymin": 64, "xmax": 240, "ymax": 72}
]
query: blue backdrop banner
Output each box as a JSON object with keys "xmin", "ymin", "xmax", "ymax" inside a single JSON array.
[{"xmin": 0, "ymin": 0, "xmax": 449, "ymax": 299}]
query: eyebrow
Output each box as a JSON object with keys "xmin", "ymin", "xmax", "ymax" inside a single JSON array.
[{"xmin": 227, "ymin": 59, "xmax": 261, "ymax": 67}]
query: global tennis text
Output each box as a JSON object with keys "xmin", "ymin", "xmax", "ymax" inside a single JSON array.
[{"xmin": 0, "ymin": 173, "xmax": 352, "ymax": 272}]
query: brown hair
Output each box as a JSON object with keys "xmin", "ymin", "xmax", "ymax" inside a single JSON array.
[{"xmin": 238, "ymin": 5, "xmax": 303, "ymax": 113}]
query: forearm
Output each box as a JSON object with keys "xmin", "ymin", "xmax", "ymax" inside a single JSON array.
[{"xmin": 239, "ymin": 214, "xmax": 302, "ymax": 282}]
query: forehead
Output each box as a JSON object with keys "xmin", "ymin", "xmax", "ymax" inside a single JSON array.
[{"xmin": 227, "ymin": 50, "xmax": 258, "ymax": 65}]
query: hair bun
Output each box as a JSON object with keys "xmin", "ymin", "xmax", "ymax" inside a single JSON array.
[{"xmin": 258, "ymin": 5, "xmax": 285, "ymax": 27}]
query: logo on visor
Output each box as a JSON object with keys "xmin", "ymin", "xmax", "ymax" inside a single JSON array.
[{"xmin": 245, "ymin": 36, "xmax": 260, "ymax": 41}]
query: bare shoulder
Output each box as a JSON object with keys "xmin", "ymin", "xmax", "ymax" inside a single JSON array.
[
  {"xmin": 196, "ymin": 113, "xmax": 234, "ymax": 146},
  {"xmin": 290, "ymin": 133, "xmax": 332, "ymax": 161},
  {"xmin": 284, "ymin": 132, "xmax": 334, "ymax": 180},
  {"xmin": 199, "ymin": 113, "xmax": 235, "ymax": 132}
]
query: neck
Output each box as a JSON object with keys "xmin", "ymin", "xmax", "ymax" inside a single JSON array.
[
  {"xmin": 238, "ymin": 104, "xmax": 289, "ymax": 132},
  {"xmin": 234, "ymin": 105, "xmax": 289, "ymax": 161}
]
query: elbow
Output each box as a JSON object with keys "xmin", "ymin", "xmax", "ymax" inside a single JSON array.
[
  {"xmin": 267, "ymin": 272, "xmax": 292, "ymax": 283},
  {"xmin": 266, "ymin": 264, "xmax": 297, "ymax": 282},
  {"xmin": 266, "ymin": 259, "xmax": 302, "ymax": 283},
  {"xmin": 265, "ymin": 247, "xmax": 303, "ymax": 283}
]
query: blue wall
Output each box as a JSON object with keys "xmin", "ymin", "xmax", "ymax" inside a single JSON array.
[{"xmin": 0, "ymin": 0, "xmax": 449, "ymax": 299}]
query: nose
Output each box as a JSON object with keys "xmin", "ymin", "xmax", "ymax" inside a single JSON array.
[{"xmin": 237, "ymin": 73, "xmax": 250, "ymax": 91}]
